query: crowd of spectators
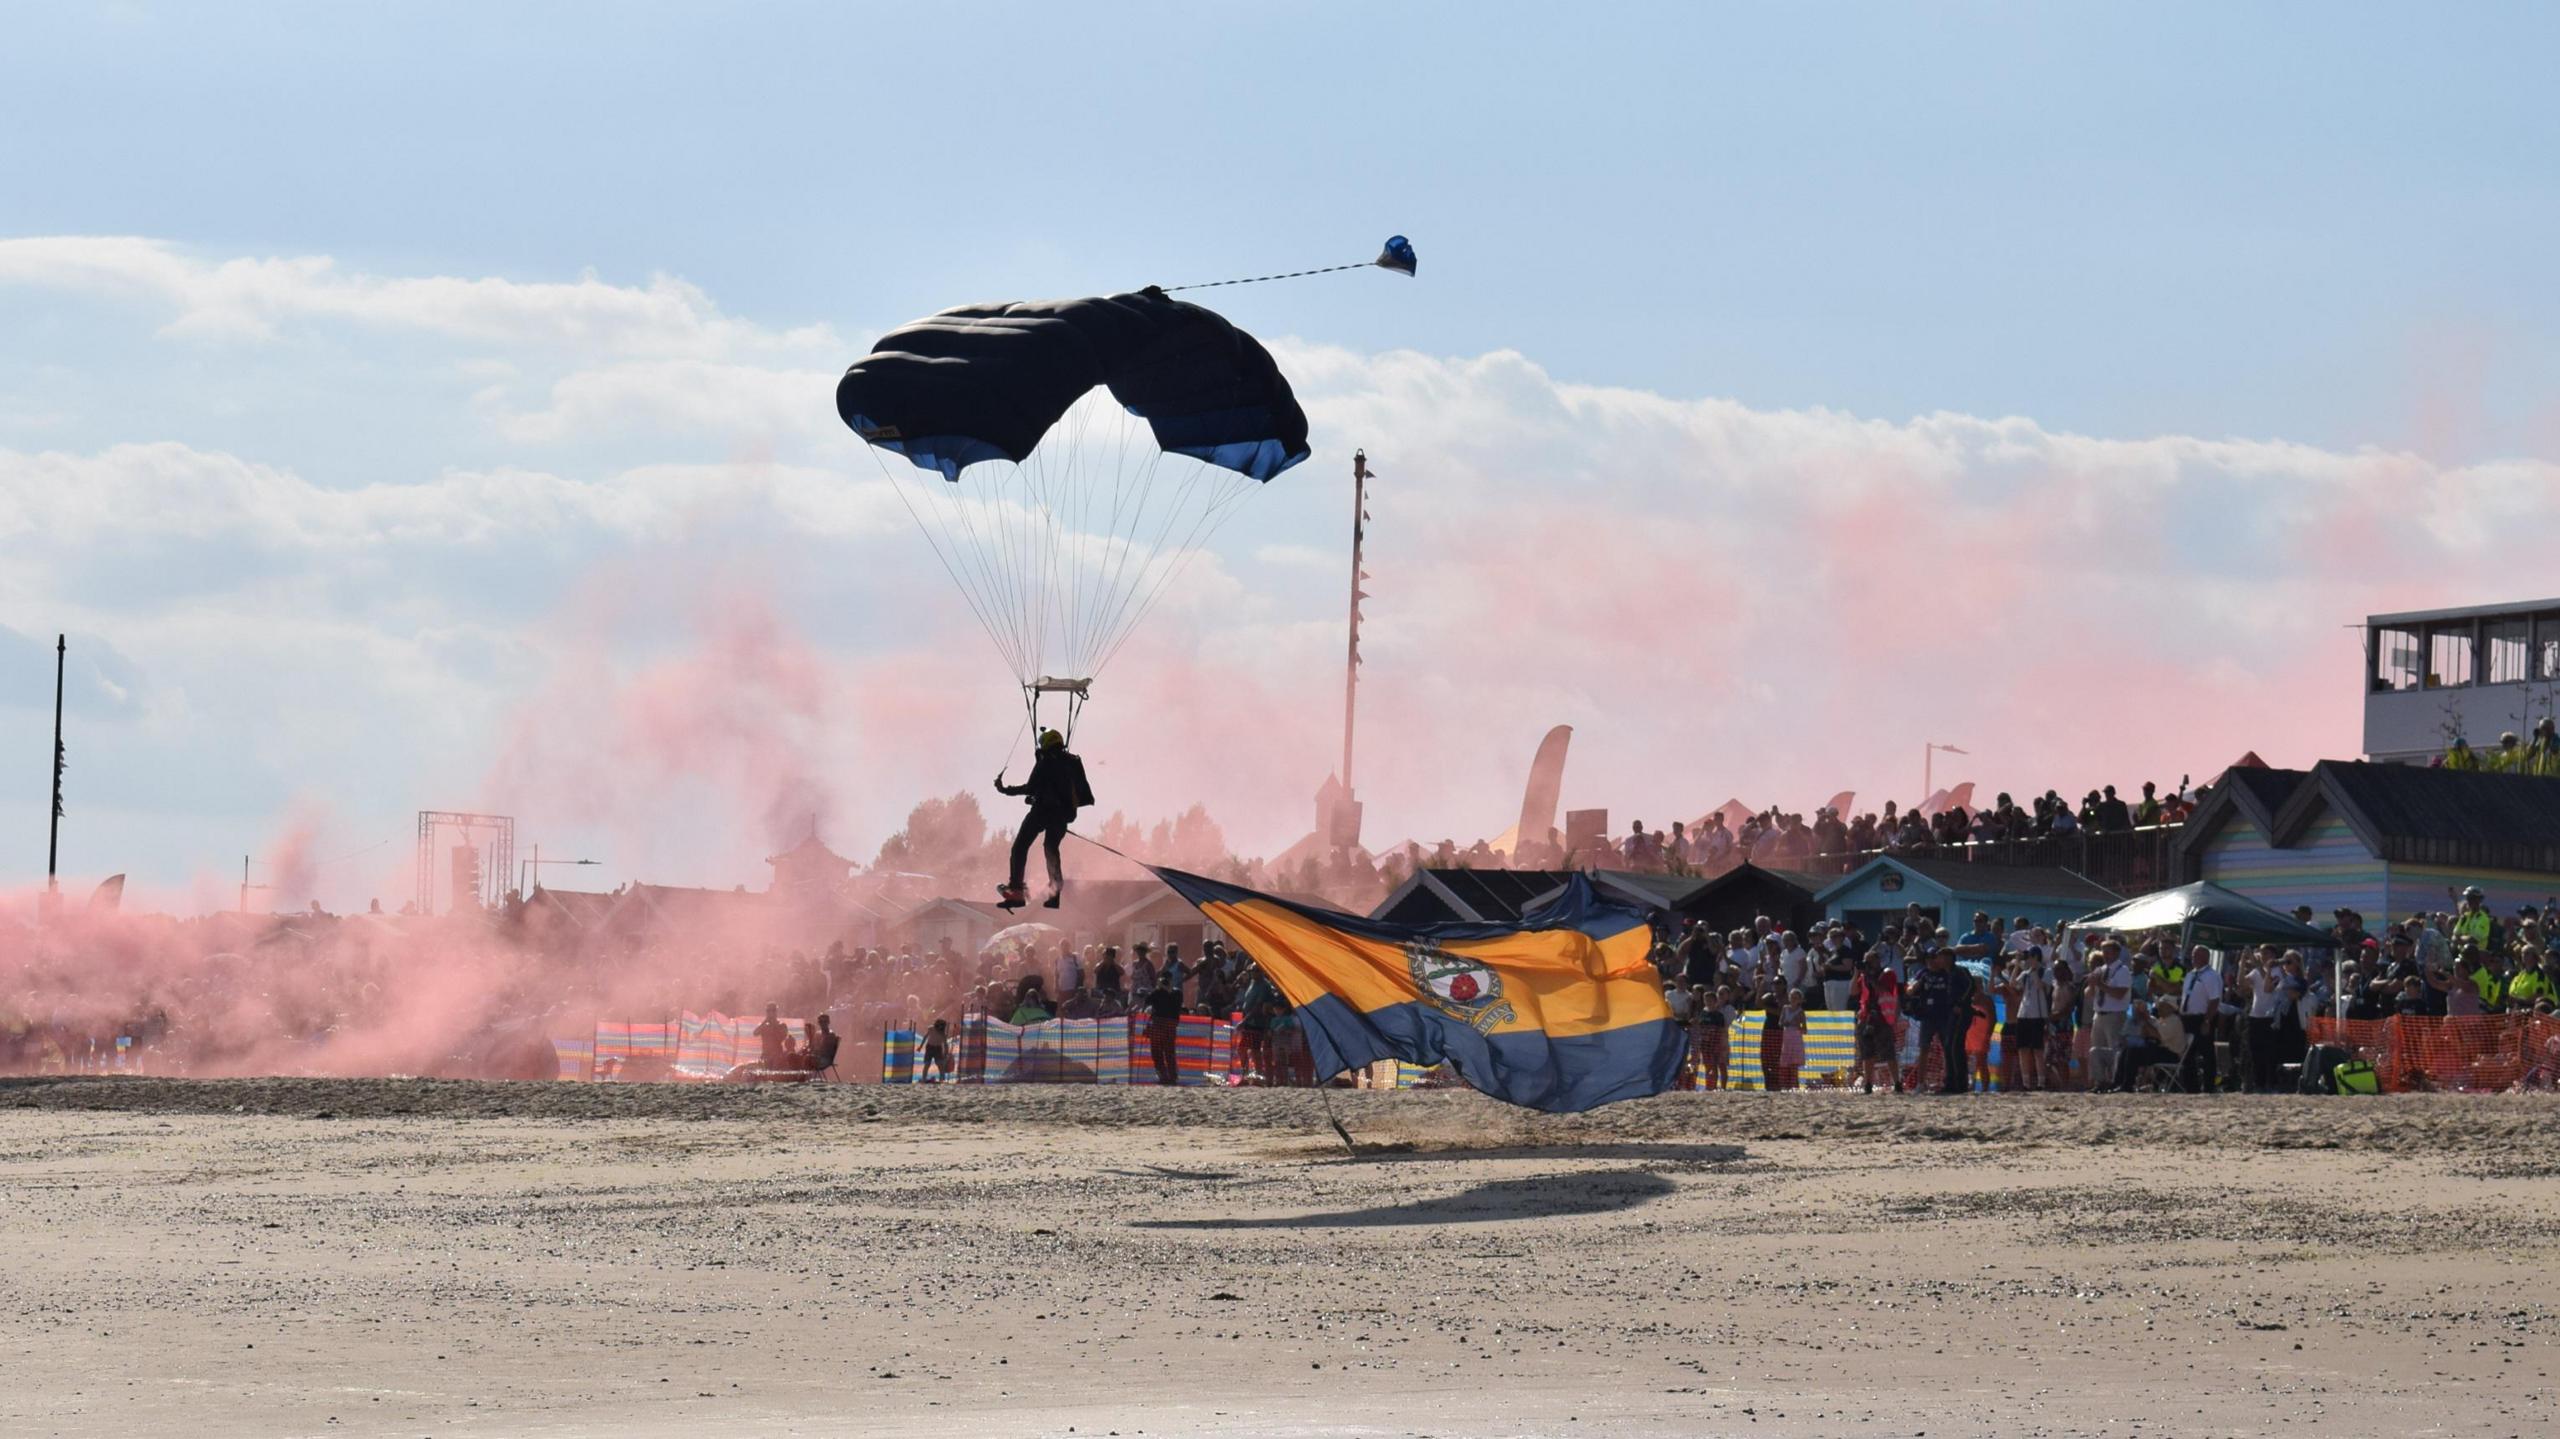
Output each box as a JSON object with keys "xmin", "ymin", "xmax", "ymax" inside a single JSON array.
[
  {"xmin": 1653, "ymin": 884, "xmax": 2560, "ymax": 1096},
  {"xmin": 1609, "ymin": 778, "xmax": 2196, "ymax": 877}
]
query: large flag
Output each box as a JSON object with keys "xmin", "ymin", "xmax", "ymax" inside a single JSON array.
[{"xmin": 1152, "ymin": 867, "xmax": 1685, "ymax": 1112}]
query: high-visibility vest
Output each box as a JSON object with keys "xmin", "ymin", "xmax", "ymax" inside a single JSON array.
[
  {"xmin": 2446, "ymin": 745, "xmax": 2480, "ymax": 771},
  {"xmin": 2455, "ymin": 910, "xmax": 2494, "ymax": 949},
  {"xmin": 2469, "ymin": 966, "xmax": 2502, "ymax": 1007}
]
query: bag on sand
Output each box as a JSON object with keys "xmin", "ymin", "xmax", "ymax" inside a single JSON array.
[
  {"xmin": 2298, "ymin": 1043, "xmax": 2349, "ymax": 1095},
  {"xmin": 2330, "ymin": 1059, "xmax": 2379, "ymax": 1096}
]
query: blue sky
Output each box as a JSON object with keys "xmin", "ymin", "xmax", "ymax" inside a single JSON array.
[
  {"xmin": 5, "ymin": 3, "xmax": 2558, "ymax": 908},
  {"xmin": 12, "ymin": 2, "xmax": 2557, "ymax": 456}
]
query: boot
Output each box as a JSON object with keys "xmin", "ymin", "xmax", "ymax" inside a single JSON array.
[{"xmin": 997, "ymin": 884, "xmax": 1027, "ymax": 911}]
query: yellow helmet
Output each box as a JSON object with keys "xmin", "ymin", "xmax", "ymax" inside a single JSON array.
[{"xmin": 1039, "ymin": 729, "xmax": 1066, "ymax": 750}]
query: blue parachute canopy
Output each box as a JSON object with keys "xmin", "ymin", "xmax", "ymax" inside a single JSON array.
[
  {"xmin": 1376, "ymin": 235, "xmax": 1418, "ymax": 277},
  {"xmin": 836, "ymin": 289, "xmax": 1310, "ymax": 483}
]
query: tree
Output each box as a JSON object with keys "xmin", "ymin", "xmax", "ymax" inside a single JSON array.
[{"xmin": 873, "ymin": 793, "xmax": 997, "ymax": 884}]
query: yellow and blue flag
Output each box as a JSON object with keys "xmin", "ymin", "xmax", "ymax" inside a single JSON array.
[{"xmin": 1154, "ymin": 867, "xmax": 1685, "ymax": 1112}]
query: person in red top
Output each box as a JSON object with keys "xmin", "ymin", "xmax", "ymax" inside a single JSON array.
[{"xmin": 1852, "ymin": 952, "xmax": 1902, "ymax": 1094}]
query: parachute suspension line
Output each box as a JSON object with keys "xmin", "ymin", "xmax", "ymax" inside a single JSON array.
[
  {"xmin": 1159, "ymin": 259, "xmax": 1378, "ymax": 292},
  {"xmin": 870, "ymin": 444, "xmax": 1022, "ymax": 679},
  {"xmin": 1073, "ymin": 406, "xmax": 1171, "ymax": 675},
  {"xmin": 1081, "ymin": 448, "xmax": 1233, "ymax": 675},
  {"xmin": 1060, "ymin": 402, "xmax": 1137, "ymax": 682},
  {"xmin": 935, "ymin": 467, "xmax": 1032, "ymax": 677},
  {"xmin": 1079, "ymin": 444, "xmax": 1176, "ymax": 678},
  {"xmin": 1088, "ymin": 474, "xmax": 1258, "ymax": 680},
  {"xmin": 1077, "ymin": 409, "xmax": 1159, "ymax": 669}
]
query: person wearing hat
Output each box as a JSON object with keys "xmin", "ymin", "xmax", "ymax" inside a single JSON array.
[
  {"xmin": 2505, "ymin": 947, "xmax": 2558, "ymax": 1011},
  {"xmin": 993, "ymin": 727, "xmax": 1096, "ymax": 910},
  {"xmin": 2451, "ymin": 886, "xmax": 2495, "ymax": 954},
  {"xmin": 2528, "ymin": 717, "xmax": 2560, "ymax": 778},
  {"xmin": 1903, "ymin": 942, "xmax": 1975, "ymax": 1095}
]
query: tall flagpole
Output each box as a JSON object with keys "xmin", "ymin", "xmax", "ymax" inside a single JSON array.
[
  {"xmin": 1343, "ymin": 451, "xmax": 1369, "ymax": 793},
  {"xmin": 47, "ymin": 634, "xmax": 65, "ymax": 901}
]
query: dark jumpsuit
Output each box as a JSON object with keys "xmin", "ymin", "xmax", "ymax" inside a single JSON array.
[{"xmin": 1002, "ymin": 746, "xmax": 1095, "ymax": 891}]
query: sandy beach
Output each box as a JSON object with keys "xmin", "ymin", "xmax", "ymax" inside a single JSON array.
[{"xmin": 4, "ymin": 1079, "xmax": 2554, "ymax": 1438}]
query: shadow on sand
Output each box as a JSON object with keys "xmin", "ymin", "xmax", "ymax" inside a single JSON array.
[
  {"xmin": 1336, "ymin": 1141, "xmax": 1746, "ymax": 1166},
  {"xmin": 1128, "ymin": 1169, "xmax": 1680, "ymax": 1229}
]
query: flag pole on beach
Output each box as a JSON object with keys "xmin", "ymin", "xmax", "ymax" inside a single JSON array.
[{"xmin": 45, "ymin": 634, "xmax": 65, "ymax": 920}]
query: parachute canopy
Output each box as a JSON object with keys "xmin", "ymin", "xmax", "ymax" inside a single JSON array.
[
  {"xmin": 836, "ymin": 291, "xmax": 1311, "ymax": 726},
  {"xmin": 837, "ymin": 289, "xmax": 1310, "ymax": 483}
]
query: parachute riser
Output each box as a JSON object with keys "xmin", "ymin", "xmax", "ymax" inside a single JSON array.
[{"xmin": 1025, "ymin": 676, "xmax": 1092, "ymax": 744}]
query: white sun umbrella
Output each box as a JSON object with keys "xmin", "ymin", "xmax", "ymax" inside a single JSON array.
[{"xmin": 981, "ymin": 922, "xmax": 1067, "ymax": 955}]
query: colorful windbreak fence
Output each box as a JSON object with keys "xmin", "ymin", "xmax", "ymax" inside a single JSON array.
[
  {"xmin": 869, "ymin": 1015, "xmax": 1383, "ymax": 1088},
  {"xmin": 551, "ymin": 1011, "xmax": 1504, "ymax": 1089}
]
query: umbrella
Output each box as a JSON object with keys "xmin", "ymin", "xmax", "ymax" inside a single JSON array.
[
  {"xmin": 2068, "ymin": 881, "xmax": 2331, "ymax": 946},
  {"xmin": 981, "ymin": 922, "xmax": 1066, "ymax": 954}
]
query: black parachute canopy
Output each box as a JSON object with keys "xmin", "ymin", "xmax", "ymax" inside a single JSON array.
[{"xmin": 836, "ymin": 288, "xmax": 1311, "ymax": 482}]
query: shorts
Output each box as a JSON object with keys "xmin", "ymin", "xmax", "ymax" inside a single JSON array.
[
  {"xmin": 2007, "ymin": 1018, "xmax": 2047, "ymax": 1050},
  {"xmin": 1856, "ymin": 1020, "xmax": 1896, "ymax": 1062}
]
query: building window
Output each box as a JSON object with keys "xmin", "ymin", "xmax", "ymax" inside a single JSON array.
[
  {"xmin": 2486, "ymin": 617, "xmax": 2533, "ymax": 684},
  {"xmin": 2372, "ymin": 625, "xmax": 2421, "ymax": 692},
  {"xmin": 2539, "ymin": 613, "xmax": 2560, "ymax": 682},
  {"xmin": 2426, "ymin": 625, "xmax": 2475, "ymax": 689}
]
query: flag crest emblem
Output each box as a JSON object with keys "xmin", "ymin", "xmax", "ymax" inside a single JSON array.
[{"xmin": 1407, "ymin": 941, "xmax": 1515, "ymax": 1032}]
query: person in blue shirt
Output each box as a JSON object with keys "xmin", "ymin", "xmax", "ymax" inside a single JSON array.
[{"xmin": 1957, "ymin": 912, "xmax": 2002, "ymax": 967}]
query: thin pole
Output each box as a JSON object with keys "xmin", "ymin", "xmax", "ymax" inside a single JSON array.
[
  {"xmin": 240, "ymin": 855, "xmax": 249, "ymax": 914},
  {"xmin": 1343, "ymin": 451, "xmax": 1368, "ymax": 792},
  {"xmin": 47, "ymin": 634, "xmax": 64, "ymax": 893}
]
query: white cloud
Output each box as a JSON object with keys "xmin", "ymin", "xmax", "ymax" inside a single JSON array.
[
  {"xmin": 11, "ymin": 242, "xmax": 2560, "ymax": 900},
  {"xmin": 0, "ymin": 236, "xmax": 841, "ymax": 358},
  {"xmin": 479, "ymin": 359, "xmax": 845, "ymax": 446},
  {"xmin": 0, "ymin": 443, "xmax": 904, "ymax": 560}
]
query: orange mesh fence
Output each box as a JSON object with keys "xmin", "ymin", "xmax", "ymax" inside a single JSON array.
[{"xmin": 2523, "ymin": 1016, "xmax": 2560, "ymax": 1090}]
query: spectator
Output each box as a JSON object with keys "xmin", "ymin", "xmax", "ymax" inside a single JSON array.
[
  {"xmin": 1905, "ymin": 946, "xmax": 1973, "ymax": 1096},
  {"xmin": 1693, "ymin": 984, "xmax": 1732, "ymax": 1090},
  {"xmin": 1819, "ymin": 928, "xmax": 1856, "ymax": 1012},
  {"xmin": 1965, "ymin": 976, "xmax": 1997, "ymax": 1092},
  {"xmin": 2177, "ymin": 944, "xmax": 2223, "ymax": 1093},
  {"xmin": 2244, "ymin": 948, "xmax": 2287, "ymax": 1091},
  {"xmin": 2005, "ymin": 947, "xmax": 2052, "ymax": 1091},
  {"xmin": 2112, "ymin": 999, "xmax": 2189, "ymax": 1091},
  {"xmin": 807, "ymin": 1015, "xmax": 840, "ymax": 1075},
  {"xmin": 2045, "ymin": 955, "xmax": 2080, "ymax": 1088},
  {"xmin": 2089, "ymin": 940, "xmax": 2133, "ymax": 1080},
  {"xmin": 1145, "ymin": 977, "xmax": 1183, "ymax": 1086},
  {"xmin": 1770, "ymin": 988, "xmax": 1807, "ymax": 1090},
  {"xmin": 1853, "ymin": 952, "xmax": 1901, "ymax": 1094},
  {"xmin": 754, "ymin": 1004, "xmax": 790, "ymax": 1069}
]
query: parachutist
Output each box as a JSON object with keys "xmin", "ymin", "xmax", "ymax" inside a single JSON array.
[{"xmin": 995, "ymin": 729, "xmax": 1094, "ymax": 910}]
